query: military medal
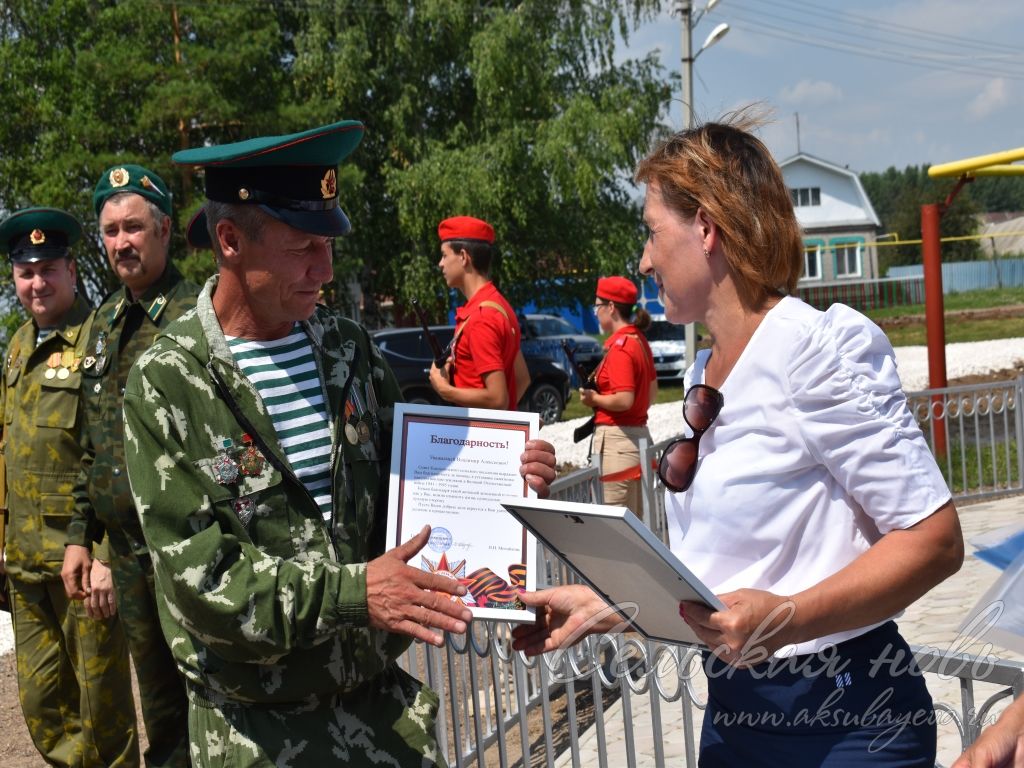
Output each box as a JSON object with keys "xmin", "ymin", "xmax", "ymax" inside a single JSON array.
[
  {"xmin": 95, "ymin": 331, "xmax": 107, "ymax": 356},
  {"xmin": 344, "ymin": 422, "xmax": 359, "ymax": 445},
  {"xmin": 356, "ymin": 420, "xmax": 370, "ymax": 444},
  {"xmin": 238, "ymin": 434, "xmax": 265, "ymax": 477},
  {"xmin": 233, "ymin": 496, "xmax": 256, "ymax": 526},
  {"xmin": 57, "ymin": 348, "xmax": 74, "ymax": 379},
  {"xmin": 82, "ymin": 356, "xmax": 96, "ymax": 370},
  {"xmin": 212, "ymin": 438, "xmax": 239, "ymax": 485},
  {"xmin": 45, "ymin": 351, "xmax": 61, "ymax": 379}
]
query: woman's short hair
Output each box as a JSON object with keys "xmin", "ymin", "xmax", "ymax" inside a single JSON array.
[{"xmin": 634, "ymin": 108, "xmax": 804, "ymax": 309}]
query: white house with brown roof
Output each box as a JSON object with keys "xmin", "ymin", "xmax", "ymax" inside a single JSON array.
[{"xmin": 779, "ymin": 153, "xmax": 882, "ymax": 283}]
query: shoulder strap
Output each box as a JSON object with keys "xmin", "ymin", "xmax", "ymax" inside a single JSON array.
[{"xmin": 478, "ymin": 300, "xmax": 510, "ymax": 322}]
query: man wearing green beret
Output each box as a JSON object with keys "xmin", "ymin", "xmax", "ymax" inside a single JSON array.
[
  {"xmin": 61, "ymin": 166, "xmax": 198, "ymax": 767},
  {"xmin": 121, "ymin": 120, "xmax": 557, "ymax": 766},
  {"xmin": 0, "ymin": 208, "xmax": 139, "ymax": 766}
]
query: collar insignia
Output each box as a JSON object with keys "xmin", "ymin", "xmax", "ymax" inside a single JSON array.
[
  {"xmin": 320, "ymin": 168, "xmax": 337, "ymax": 200},
  {"xmin": 109, "ymin": 167, "xmax": 130, "ymax": 188}
]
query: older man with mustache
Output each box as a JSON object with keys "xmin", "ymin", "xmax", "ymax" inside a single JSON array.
[{"xmin": 62, "ymin": 166, "xmax": 199, "ymax": 767}]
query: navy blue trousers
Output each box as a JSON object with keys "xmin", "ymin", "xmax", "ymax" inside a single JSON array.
[{"xmin": 699, "ymin": 622, "xmax": 936, "ymax": 767}]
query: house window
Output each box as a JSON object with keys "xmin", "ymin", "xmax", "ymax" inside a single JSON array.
[
  {"xmin": 801, "ymin": 243, "xmax": 822, "ymax": 281},
  {"xmin": 833, "ymin": 242, "xmax": 862, "ymax": 278},
  {"xmin": 790, "ymin": 187, "xmax": 821, "ymax": 207}
]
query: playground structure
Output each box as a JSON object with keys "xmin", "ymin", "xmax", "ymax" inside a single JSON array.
[{"xmin": 923, "ymin": 148, "xmax": 1024, "ymax": 453}]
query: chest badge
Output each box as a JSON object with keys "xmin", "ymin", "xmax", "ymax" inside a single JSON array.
[
  {"xmin": 233, "ymin": 496, "xmax": 256, "ymax": 526},
  {"xmin": 238, "ymin": 434, "xmax": 265, "ymax": 477},
  {"xmin": 212, "ymin": 438, "xmax": 239, "ymax": 485}
]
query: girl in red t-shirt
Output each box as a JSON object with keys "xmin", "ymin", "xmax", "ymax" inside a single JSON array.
[{"xmin": 580, "ymin": 276, "xmax": 657, "ymax": 518}]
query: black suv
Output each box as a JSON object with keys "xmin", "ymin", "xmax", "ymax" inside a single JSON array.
[{"xmin": 371, "ymin": 326, "xmax": 571, "ymax": 424}]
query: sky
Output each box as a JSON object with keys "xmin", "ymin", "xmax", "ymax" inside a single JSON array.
[{"xmin": 625, "ymin": 0, "xmax": 1024, "ymax": 174}]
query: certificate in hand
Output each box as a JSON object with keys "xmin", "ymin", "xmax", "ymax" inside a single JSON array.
[
  {"xmin": 387, "ymin": 403, "xmax": 538, "ymax": 622},
  {"xmin": 500, "ymin": 498, "xmax": 724, "ymax": 645}
]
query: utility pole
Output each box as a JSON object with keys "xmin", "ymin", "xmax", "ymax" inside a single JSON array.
[
  {"xmin": 679, "ymin": 0, "xmax": 698, "ymax": 367},
  {"xmin": 681, "ymin": 0, "xmax": 695, "ymax": 129}
]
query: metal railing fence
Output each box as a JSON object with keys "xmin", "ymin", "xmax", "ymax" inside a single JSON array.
[
  {"xmin": 796, "ymin": 275, "xmax": 925, "ymax": 312},
  {"xmin": 908, "ymin": 377, "xmax": 1024, "ymax": 502},
  {"xmin": 395, "ymin": 376, "xmax": 1024, "ymax": 767}
]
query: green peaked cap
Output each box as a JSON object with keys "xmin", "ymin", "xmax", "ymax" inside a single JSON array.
[
  {"xmin": 174, "ymin": 119, "xmax": 365, "ymax": 247},
  {"xmin": 0, "ymin": 207, "xmax": 83, "ymax": 263},
  {"xmin": 93, "ymin": 164, "xmax": 172, "ymax": 217}
]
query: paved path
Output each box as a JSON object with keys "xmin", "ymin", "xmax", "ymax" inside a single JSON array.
[{"xmin": 558, "ymin": 496, "xmax": 1024, "ymax": 768}]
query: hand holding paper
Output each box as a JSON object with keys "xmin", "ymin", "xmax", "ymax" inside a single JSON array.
[{"xmin": 367, "ymin": 525, "xmax": 473, "ymax": 646}]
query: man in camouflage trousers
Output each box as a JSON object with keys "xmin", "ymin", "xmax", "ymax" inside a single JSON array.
[
  {"xmin": 122, "ymin": 120, "xmax": 557, "ymax": 766},
  {"xmin": 0, "ymin": 207, "xmax": 138, "ymax": 766},
  {"xmin": 62, "ymin": 166, "xmax": 198, "ymax": 767}
]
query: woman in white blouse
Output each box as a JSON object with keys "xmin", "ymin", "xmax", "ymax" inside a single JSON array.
[{"xmin": 513, "ymin": 112, "xmax": 964, "ymax": 766}]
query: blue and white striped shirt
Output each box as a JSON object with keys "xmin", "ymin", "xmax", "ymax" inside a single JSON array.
[{"xmin": 227, "ymin": 325, "xmax": 333, "ymax": 520}]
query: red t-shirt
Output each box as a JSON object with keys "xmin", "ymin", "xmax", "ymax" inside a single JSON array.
[
  {"xmin": 593, "ymin": 324, "xmax": 656, "ymax": 427},
  {"xmin": 451, "ymin": 282, "xmax": 521, "ymax": 408}
]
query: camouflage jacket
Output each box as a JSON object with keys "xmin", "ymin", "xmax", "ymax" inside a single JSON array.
[
  {"xmin": 67, "ymin": 263, "xmax": 199, "ymax": 555},
  {"xmin": 122, "ymin": 275, "xmax": 412, "ymax": 705},
  {"xmin": 1, "ymin": 296, "xmax": 94, "ymax": 582}
]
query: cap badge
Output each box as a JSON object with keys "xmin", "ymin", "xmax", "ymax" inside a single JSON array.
[
  {"xmin": 29, "ymin": 229, "xmax": 46, "ymax": 245},
  {"xmin": 238, "ymin": 188, "xmax": 250, "ymax": 201},
  {"xmin": 109, "ymin": 167, "xmax": 130, "ymax": 188},
  {"xmin": 140, "ymin": 175, "xmax": 166, "ymax": 197},
  {"xmin": 320, "ymin": 169, "xmax": 337, "ymax": 200}
]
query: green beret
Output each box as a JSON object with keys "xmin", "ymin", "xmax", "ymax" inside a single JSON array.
[
  {"xmin": 0, "ymin": 207, "xmax": 82, "ymax": 264},
  {"xmin": 93, "ymin": 164, "xmax": 172, "ymax": 217},
  {"xmin": 174, "ymin": 119, "xmax": 364, "ymax": 242}
]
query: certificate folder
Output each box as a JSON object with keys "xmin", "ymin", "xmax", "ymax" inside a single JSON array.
[{"xmin": 500, "ymin": 498, "xmax": 724, "ymax": 646}]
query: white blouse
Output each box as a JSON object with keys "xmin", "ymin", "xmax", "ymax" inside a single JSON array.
[{"xmin": 667, "ymin": 296, "xmax": 951, "ymax": 656}]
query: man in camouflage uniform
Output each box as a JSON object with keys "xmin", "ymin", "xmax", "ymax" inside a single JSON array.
[
  {"xmin": 0, "ymin": 207, "xmax": 139, "ymax": 766},
  {"xmin": 122, "ymin": 121, "xmax": 556, "ymax": 766},
  {"xmin": 61, "ymin": 166, "xmax": 199, "ymax": 767}
]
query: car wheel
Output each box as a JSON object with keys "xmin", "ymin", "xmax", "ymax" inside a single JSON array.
[{"xmin": 528, "ymin": 383, "xmax": 564, "ymax": 425}]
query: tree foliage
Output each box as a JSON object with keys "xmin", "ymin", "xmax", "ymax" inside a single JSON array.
[
  {"xmin": 0, "ymin": 0, "xmax": 672, "ymax": 336},
  {"xmin": 860, "ymin": 165, "xmax": 982, "ymax": 270},
  {"xmin": 0, "ymin": 1, "xmax": 289, "ymax": 311}
]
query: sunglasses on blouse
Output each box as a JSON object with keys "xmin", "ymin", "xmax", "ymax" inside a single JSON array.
[{"xmin": 657, "ymin": 384, "xmax": 724, "ymax": 493}]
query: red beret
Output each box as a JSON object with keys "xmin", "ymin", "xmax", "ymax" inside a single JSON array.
[
  {"xmin": 597, "ymin": 276, "xmax": 638, "ymax": 305},
  {"xmin": 438, "ymin": 216, "xmax": 495, "ymax": 244}
]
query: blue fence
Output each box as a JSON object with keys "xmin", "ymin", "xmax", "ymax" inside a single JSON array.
[{"xmin": 889, "ymin": 258, "xmax": 1024, "ymax": 293}]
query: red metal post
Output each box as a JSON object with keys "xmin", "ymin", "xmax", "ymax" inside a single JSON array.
[{"xmin": 921, "ymin": 202, "xmax": 947, "ymax": 455}]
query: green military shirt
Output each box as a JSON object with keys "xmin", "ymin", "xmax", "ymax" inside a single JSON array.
[
  {"xmin": 122, "ymin": 275, "xmax": 414, "ymax": 705},
  {"xmin": 1, "ymin": 296, "xmax": 94, "ymax": 582},
  {"xmin": 67, "ymin": 263, "xmax": 199, "ymax": 555}
]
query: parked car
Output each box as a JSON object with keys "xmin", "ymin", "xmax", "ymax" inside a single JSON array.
[
  {"xmin": 646, "ymin": 317, "xmax": 688, "ymax": 380},
  {"xmin": 371, "ymin": 325, "xmax": 571, "ymax": 425},
  {"xmin": 520, "ymin": 313, "xmax": 603, "ymax": 384}
]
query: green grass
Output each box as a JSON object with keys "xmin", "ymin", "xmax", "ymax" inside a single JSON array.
[
  {"xmin": 863, "ymin": 287, "xmax": 1024, "ymax": 346},
  {"xmin": 880, "ymin": 316, "xmax": 1024, "ymax": 347},
  {"xmin": 865, "ymin": 287, "xmax": 1024, "ymax": 321},
  {"xmin": 935, "ymin": 438, "xmax": 1020, "ymax": 496}
]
